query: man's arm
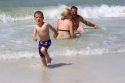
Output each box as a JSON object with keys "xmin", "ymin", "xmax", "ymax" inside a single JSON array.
[{"xmin": 79, "ymin": 16, "xmax": 98, "ymax": 29}]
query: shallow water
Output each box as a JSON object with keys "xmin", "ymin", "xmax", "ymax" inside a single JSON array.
[
  {"xmin": 0, "ymin": 0, "xmax": 125, "ymax": 60},
  {"xmin": 0, "ymin": 17, "xmax": 125, "ymax": 59}
]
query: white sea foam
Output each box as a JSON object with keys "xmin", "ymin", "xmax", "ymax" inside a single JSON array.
[
  {"xmin": 78, "ymin": 5, "xmax": 125, "ymax": 18},
  {"xmin": 0, "ymin": 46, "xmax": 125, "ymax": 60},
  {"xmin": 0, "ymin": 51, "xmax": 38, "ymax": 60},
  {"xmin": 0, "ymin": 4, "xmax": 125, "ymax": 23},
  {"xmin": 50, "ymin": 47, "xmax": 124, "ymax": 56}
]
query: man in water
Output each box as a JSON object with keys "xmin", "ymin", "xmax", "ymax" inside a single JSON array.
[{"xmin": 71, "ymin": 6, "xmax": 98, "ymax": 33}]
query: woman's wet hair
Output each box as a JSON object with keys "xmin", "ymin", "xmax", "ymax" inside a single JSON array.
[{"xmin": 61, "ymin": 8, "xmax": 71, "ymax": 20}]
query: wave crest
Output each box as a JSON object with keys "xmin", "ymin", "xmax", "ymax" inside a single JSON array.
[
  {"xmin": 0, "ymin": 4, "xmax": 125, "ymax": 23},
  {"xmin": 0, "ymin": 47, "xmax": 125, "ymax": 60}
]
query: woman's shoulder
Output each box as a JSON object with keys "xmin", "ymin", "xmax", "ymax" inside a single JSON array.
[
  {"xmin": 57, "ymin": 19, "xmax": 72, "ymax": 24},
  {"xmin": 65, "ymin": 19, "xmax": 73, "ymax": 24}
]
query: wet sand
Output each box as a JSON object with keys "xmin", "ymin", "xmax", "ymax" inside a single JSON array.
[{"xmin": 0, "ymin": 53, "xmax": 125, "ymax": 83}]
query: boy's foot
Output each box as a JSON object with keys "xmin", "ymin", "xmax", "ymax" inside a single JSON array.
[{"xmin": 41, "ymin": 58, "xmax": 47, "ymax": 67}]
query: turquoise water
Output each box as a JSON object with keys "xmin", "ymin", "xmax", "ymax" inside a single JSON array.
[
  {"xmin": 0, "ymin": 0, "xmax": 125, "ymax": 59},
  {"xmin": 0, "ymin": 0, "xmax": 125, "ymax": 7}
]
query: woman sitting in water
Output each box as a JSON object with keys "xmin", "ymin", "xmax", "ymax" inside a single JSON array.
[{"xmin": 56, "ymin": 8, "xmax": 76, "ymax": 39}]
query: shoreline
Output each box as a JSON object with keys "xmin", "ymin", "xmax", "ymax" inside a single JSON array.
[{"xmin": 0, "ymin": 53, "xmax": 125, "ymax": 83}]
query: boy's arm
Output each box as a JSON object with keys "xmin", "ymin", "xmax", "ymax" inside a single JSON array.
[
  {"xmin": 33, "ymin": 27, "xmax": 37, "ymax": 41},
  {"xmin": 55, "ymin": 20, "xmax": 59, "ymax": 31},
  {"xmin": 48, "ymin": 24, "xmax": 58, "ymax": 38}
]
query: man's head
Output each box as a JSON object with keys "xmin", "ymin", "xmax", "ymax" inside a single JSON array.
[
  {"xmin": 71, "ymin": 6, "xmax": 78, "ymax": 17},
  {"xmin": 34, "ymin": 11, "xmax": 44, "ymax": 25}
]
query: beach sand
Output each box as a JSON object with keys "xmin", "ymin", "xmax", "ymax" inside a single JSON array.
[{"xmin": 0, "ymin": 53, "xmax": 125, "ymax": 83}]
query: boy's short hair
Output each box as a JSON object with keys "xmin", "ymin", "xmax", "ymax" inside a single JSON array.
[
  {"xmin": 71, "ymin": 6, "xmax": 78, "ymax": 10},
  {"xmin": 34, "ymin": 10, "xmax": 44, "ymax": 17}
]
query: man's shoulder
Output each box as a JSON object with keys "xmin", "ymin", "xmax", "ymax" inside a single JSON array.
[
  {"xmin": 77, "ymin": 15, "xmax": 81, "ymax": 17},
  {"xmin": 76, "ymin": 15, "xmax": 85, "ymax": 21},
  {"xmin": 77, "ymin": 15, "xmax": 83, "ymax": 18}
]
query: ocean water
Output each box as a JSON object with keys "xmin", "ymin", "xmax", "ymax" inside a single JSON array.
[{"xmin": 0, "ymin": 0, "xmax": 125, "ymax": 60}]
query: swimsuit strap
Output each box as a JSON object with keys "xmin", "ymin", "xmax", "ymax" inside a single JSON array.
[{"xmin": 58, "ymin": 29, "xmax": 70, "ymax": 32}]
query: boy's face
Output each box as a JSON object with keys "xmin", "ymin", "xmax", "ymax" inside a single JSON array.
[{"xmin": 34, "ymin": 13, "xmax": 44, "ymax": 25}]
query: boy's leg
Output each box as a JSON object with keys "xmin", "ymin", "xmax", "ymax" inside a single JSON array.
[
  {"xmin": 40, "ymin": 47, "xmax": 52, "ymax": 63},
  {"xmin": 41, "ymin": 57, "xmax": 47, "ymax": 67}
]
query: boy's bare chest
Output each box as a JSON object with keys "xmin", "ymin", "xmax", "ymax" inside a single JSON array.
[{"xmin": 37, "ymin": 26, "xmax": 48, "ymax": 33}]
